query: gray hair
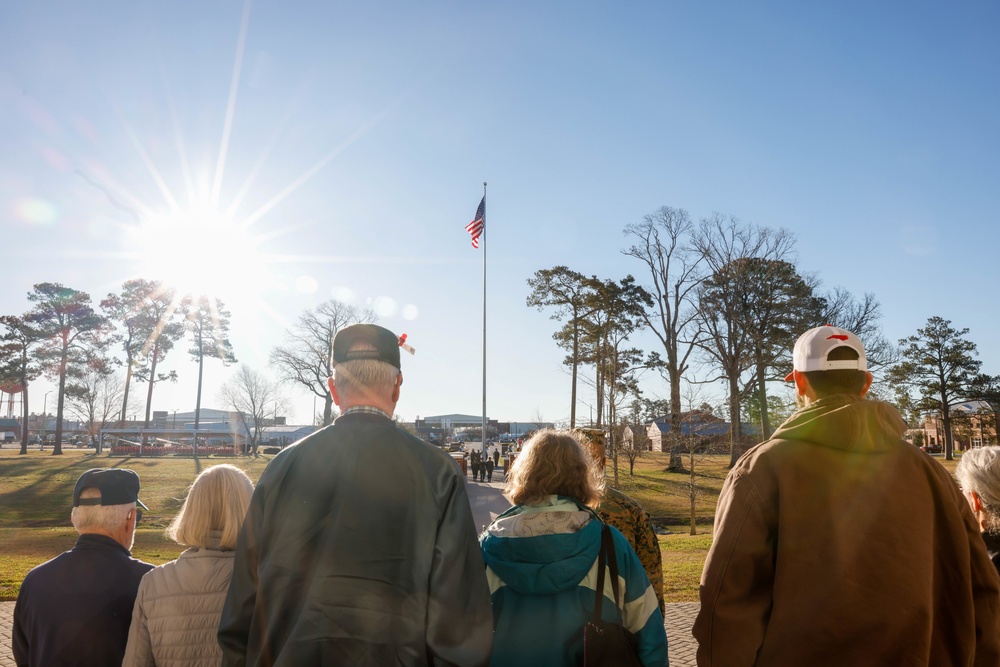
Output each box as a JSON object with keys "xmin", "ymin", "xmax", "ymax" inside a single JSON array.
[
  {"xmin": 71, "ymin": 488, "xmax": 134, "ymax": 533},
  {"xmin": 956, "ymin": 446, "xmax": 1000, "ymax": 533},
  {"xmin": 334, "ymin": 357, "xmax": 399, "ymax": 400}
]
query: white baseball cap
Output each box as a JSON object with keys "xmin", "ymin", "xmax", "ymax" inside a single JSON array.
[{"xmin": 784, "ymin": 325, "xmax": 867, "ymax": 382}]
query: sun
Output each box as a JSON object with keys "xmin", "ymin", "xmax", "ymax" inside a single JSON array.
[{"xmin": 128, "ymin": 205, "xmax": 274, "ymax": 307}]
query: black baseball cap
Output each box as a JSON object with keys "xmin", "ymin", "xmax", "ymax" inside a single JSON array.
[
  {"xmin": 332, "ymin": 324, "xmax": 401, "ymax": 370},
  {"xmin": 73, "ymin": 468, "xmax": 148, "ymax": 510}
]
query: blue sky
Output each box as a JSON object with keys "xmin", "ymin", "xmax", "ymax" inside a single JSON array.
[{"xmin": 2, "ymin": 1, "xmax": 998, "ymax": 426}]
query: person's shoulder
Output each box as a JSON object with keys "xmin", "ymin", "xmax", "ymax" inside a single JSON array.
[{"xmin": 604, "ymin": 486, "xmax": 642, "ymax": 511}]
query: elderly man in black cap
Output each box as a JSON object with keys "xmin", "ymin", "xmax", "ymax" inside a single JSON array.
[
  {"xmin": 219, "ymin": 324, "xmax": 493, "ymax": 667},
  {"xmin": 12, "ymin": 468, "xmax": 154, "ymax": 667}
]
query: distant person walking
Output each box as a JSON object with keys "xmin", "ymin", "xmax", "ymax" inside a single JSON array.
[
  {"xmin": 694, "ymin": 325, "xmax": 1000, "ymax": 665},
  {"xmin": 123, "ymin": 464, "xmax": 255, "ymax": 667},
  {"xmin": 12, "ymin": 468, "xmax": 153, "ymax": 667},
  {"xmin": 218, "ymin": 324, "xmax": 493, "ymax": 666},
  {"xmin": 485, "ymin": 457, "xmax": 495, "ymax": 483}
]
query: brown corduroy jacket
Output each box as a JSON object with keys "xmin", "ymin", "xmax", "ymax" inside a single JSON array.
[{"xmin": 694, "ymin": 394, "xmax": 1000, "ymax": 666}]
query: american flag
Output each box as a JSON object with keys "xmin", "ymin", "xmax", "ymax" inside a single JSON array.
[{"xmin": 465, "ymin": 196, "xmax": 485, "ymax": 249}]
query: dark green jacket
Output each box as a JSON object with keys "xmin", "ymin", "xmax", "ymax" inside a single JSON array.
[{"xmin": 218, "ymin": 412, "xmax": 493, "ymax": 666}]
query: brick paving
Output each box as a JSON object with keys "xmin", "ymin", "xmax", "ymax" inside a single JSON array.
[
  {"xmin": 1, "ymin": 601, "xmax": 13, "ymax": 667},
  {"xmin": 0, "ymin": 599, "xmax": 706, "ymax": 667}
]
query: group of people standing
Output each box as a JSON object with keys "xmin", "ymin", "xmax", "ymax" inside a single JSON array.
[
  {"xmin": 11, "ymin": 322, "xmax": 1000, "ymax": 666},
  {"xmin": 469, "ymin": 448, "xmax": 498, "ymax": 483}
]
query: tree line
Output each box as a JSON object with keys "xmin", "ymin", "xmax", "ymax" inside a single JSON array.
[
  {"xmin": 0, "ymin": 280, "xmax": 376, "ymax": 455},
  {"xmin": 528, "ymin": 206, "xmax": 998, "ymax": 468}
]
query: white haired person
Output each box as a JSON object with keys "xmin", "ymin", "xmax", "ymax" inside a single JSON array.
[
  {"xmin": 480, "ymin": 429, "xmax": 667, "ymax": 667},
  {"xmin": 956, "ymin": 446, "xmax": 1000, "ymax": 574},
  {"xmin": 12, "ymin": 468, "xmax": 154, "ymax": 667},
  {"xmin": 123, "ymin": 464, "xmax": 254, "ymax": 667},
  {"xmin": 219, "ymin": 324, "xmax": 493, "ymax": 666}
]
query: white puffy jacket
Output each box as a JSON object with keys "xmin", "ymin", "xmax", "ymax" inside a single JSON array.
[{"xmin": 122, "ymin": 535, "xmax": 234, "ymax": 667}]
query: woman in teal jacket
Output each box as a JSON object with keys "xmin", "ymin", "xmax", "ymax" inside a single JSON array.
[{"xmin": 480, "ymin": 429, "xmax": 668, "ymax": 667}]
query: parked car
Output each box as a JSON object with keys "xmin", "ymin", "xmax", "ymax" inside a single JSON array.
[{"xmin": 921, "ymin": 443, "xmax": 942, "ymax": 454}]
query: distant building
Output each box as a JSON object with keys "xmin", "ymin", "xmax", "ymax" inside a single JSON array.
[
  {"xmin": 912, "ymin": 401, "xmax": 997, "ymax": 451},
  {"xmin": 646, "ymin": 410, "xmax": 757, "ymax": 452}
]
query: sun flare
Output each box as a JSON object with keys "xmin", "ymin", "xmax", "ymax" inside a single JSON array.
[{"xmin": 129, "ymin": 206, "xmax": 273, "ymax": 308}]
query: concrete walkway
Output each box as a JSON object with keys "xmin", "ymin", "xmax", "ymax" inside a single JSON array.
[{"xmin": 1, "ymin": 478, "xmax": 700, "ymax": 666}]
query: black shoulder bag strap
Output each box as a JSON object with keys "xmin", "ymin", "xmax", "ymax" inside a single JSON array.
[{"xmin": 591, "ymin": 523, "xmax": 624, "ymax": 625}]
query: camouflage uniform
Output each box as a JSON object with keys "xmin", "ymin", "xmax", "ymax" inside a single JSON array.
[{"xmin": 597, "ymin": 486, "xmax": 665, "ymax": 613}]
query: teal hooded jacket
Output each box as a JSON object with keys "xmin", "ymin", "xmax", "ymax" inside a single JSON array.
[{"xmin": 480, "ymin": 496, "xmax": 668, "ymax": 667}]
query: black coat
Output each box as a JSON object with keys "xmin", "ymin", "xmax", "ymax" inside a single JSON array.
[{"xmin": 13, "ymin": 533, "xmax": 153, "ymax": 667}]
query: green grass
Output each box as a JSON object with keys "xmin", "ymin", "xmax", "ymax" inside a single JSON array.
[
  {"xmin": 0, "ymin": 448, "xmax": 271, "ymax": 599},
  {"xmin": 0, "ymin": 446, "xmax": 964, "ymax": 603}
]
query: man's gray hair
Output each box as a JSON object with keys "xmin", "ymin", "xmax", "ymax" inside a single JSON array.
[
  {"xmin": 334, "ymin": 357, "xmax": 399, "ymax": 399},
  {"xmin": 71, "ymin": 487, "xmax": 134, "ymax": 534},
  {"xmin": 956, "ymin": 446, "xmax": 1000, "ymax": 533}
]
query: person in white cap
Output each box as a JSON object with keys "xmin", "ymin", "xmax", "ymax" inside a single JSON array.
[{"xmin": 693, "ymin": 325, "xmax": 1000, "ymax": 666}]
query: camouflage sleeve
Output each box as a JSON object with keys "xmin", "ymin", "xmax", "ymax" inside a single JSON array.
[
  {"xmin": 633, "ymin": 505, "xmax": 665, "ymax": 613},
  {"xmin": 599, "ymin": 492, "xmax": 665, "ymax": 613}
]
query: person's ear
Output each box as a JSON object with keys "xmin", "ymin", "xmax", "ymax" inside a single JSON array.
[
  {"xmin": 328, "ymin": 377, "xmax": 341, "ymax": 407},
  {"xmin": 860, "ymin": 371, "xmax": 874, "ymax": 397},
  {"xmin": 391, "ymin": 373, "xmax": 402, "ymax": 403},
  {"xmin": 971, "ymin": 490, "xmax": 984, "ymax": 514},
  {"xmin": 792, "ymin": 370, "xmax": 809, "ymax": 397}
]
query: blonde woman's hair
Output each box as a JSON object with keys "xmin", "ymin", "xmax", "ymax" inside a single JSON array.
[
  {"xmin": 71, "ymin": 488, "xmax": 134, "ymax": 533},
  {"xmin": 503, "ymin": 429, "xmax": 604, "ymax": 508},
  {"xmin": 956, "ymin": 446, "xmax": 1000, "ymax": 533},
  {"xmin": 166, "ymin": 464, "xmax": 254, "ymax": 549}
]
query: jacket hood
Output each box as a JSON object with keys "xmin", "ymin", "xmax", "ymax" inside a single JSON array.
[
  {"xmin": 481, "ymin": 498, "xmax": 601, "ymax": 595},
  {"xmin": 770, "ymin": 394, "xmax": 907, "ymax": 453}
]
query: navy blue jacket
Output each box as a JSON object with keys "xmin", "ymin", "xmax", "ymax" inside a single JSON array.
[{"xmin": 12, "ymin": 533, "xmax": 153, "ymax": 667}]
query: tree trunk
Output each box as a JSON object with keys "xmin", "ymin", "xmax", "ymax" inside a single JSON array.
[
  {"xmin": 756, "ymin": 359, "xmax": 771, "ymax": 439},
  {"xmin": 52, "ymin": 341, "xmax": 67, "ymax": 455},
  {"xmin": 121, "ymin": 361, "xmax": 133, "ymax": 426},
  {"xmin": 143, "ymin": 341, "xmax": 161, "ymax": 428},
  {"xmin": 667, "ymin": 365, "xmax": 683, "ymax": 471},
  {"xmin": 19, "ymin": 384, "xmax": 29, "ymax": 455},
  {"xmin": 728, "ymin": 374, "xmax": 741, "ymax": 467},
  {"xmin": 689, "ymin": 447, "xmax": 698, "ymax": 535},
  {"xmin": 570, "ymin": 326, "xmax": 579, "ymax": 428}
]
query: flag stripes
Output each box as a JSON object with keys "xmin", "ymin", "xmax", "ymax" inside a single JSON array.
[{"xmin": 466, "ymin": 196, "xmax": 485, "ymax": 249}]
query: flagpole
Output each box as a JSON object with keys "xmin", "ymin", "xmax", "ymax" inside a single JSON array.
[{"xmin": 481, "ymin": 181, "xmax": 487, "ymax": 462}]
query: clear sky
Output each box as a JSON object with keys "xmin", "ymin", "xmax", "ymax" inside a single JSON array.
[{"xmin": 2, "ymin": 1, "xmax": 998, "ymax": 427}]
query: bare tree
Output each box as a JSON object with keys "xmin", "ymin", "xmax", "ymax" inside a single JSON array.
[
  {"xmin": 65, "ymin": 369, "xmax": 127, "ymax": 448},
  {"xmin": 218, "ymin": 364, "xmax": 289, "ymax": 456},
  {"xmin": 623, "ymin": 206, "xmax": 704, "ymax": 470},
  {"xmin": 693, "ymin": 215, "xmax": 797, "ymax": 466},
  {"xmin": 270, "ymin": 300, "xmax": 375, "ymax": 426}
]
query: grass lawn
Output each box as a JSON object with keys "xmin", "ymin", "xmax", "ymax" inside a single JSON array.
[
  {"xmin": 0, "ymin": 445, "xmax": 964, "ymax": 603},
  {"xmin": 0, "ymin": 447, "xmax": 271, "ymax": 600}
]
